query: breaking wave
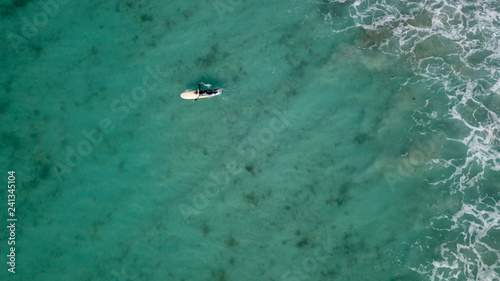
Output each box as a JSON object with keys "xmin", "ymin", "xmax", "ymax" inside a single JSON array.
[{"xmin": 320, "ymin": 0, "xmax": 500, "ymax": 279}]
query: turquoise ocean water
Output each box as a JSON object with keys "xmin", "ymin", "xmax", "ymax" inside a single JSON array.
[{"xmin": 1, "ymin": 0, "xmax": 499, "ymax": 280}]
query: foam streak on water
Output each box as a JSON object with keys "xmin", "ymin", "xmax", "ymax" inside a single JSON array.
[
  {"xmin": 435, "ymin": 80, "xmax": 500, "ymax": 192},
  {"xmin": 323, "ymin": 0, "xmax": 500, "ymax": 279},
  {"xmin": 427, "ymin": 199, "xmax": 500, "ymax": 280}
]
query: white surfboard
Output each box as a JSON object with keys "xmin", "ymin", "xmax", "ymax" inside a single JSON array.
[{"xmin": 180, "ymin": 89, "xmax": 222, "ymax": 100}]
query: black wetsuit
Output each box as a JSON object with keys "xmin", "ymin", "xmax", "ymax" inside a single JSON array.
[
  {"xmin": 201, "ymin": 89, "xmax": 218, "ymax": 95},
  {"xmin": 194, "ymin": 83, "xmax": 218, "ymax": 101}
]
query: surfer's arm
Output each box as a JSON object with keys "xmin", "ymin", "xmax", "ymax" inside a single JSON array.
[{"xmin": 193, "ymin": 83, "xmax": 201, "ymax": 101}]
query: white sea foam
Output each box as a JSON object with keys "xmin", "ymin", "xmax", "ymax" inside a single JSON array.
[
  {"xmin": 323, "ymin": 0, "xmax": 500, "ymax": 279},
  {"xmin": 199, "ymin": 82, "xmax": 212, "ymax": 88},
  {"xmin": 425, "ymin": 198, "xmax": 500, "ymax": 280}
]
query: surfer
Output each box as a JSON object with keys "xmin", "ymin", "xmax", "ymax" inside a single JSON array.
[
  {"xmin": 180, "ymin": 82, "xmax": 221, "ymax": 100},
  {"xmin": 194, "ymin": 82, "xmax": 219, "ymax": 101}
]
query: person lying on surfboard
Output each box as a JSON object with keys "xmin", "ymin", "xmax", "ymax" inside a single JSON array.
[
  {"xmin": 194, "ymin": 82, "xmax": 220, "ymax": 101},
  {"xmin": 179, "ymin": 82, "xmax": 222, "ymax": 101}
]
